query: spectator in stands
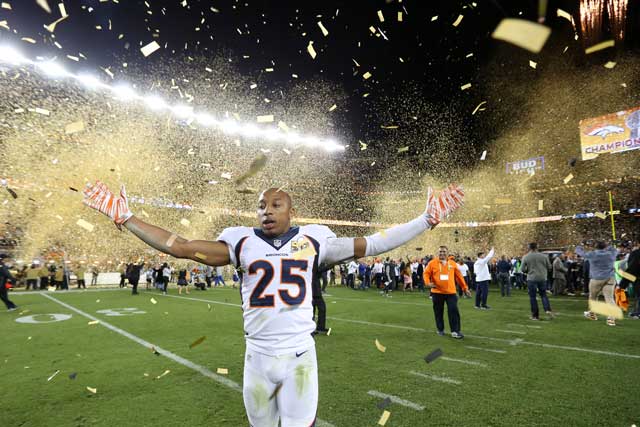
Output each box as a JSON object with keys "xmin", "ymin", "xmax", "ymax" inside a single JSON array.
[
  {"xmin": 25, "ymin": 264, "xmax": 39, "ymax": 291},
  {"xmin": 0, "ymin": 254, "xmax": 17, "ymax": 311},
  {"xmin": 521, "ymin": 242, "xmax": 553, "ymax": 320},
  {"xmin": 474, "ymin": 247, "xmax": 495, "ymax": 309},
  {"xmin": 497, "ymin": 255, "xmax": 512, "ymax": 297},
  {"xmin": 576, "ymin": 241, "xmax": 618, "ymax": 326},
  {"xmin": 552, "ymin": 254, "xmax": 568, "ymax": 296}
]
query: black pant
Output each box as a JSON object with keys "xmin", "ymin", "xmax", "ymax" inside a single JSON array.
[
  {"xmin": 432, "ymin": 293, "xmax": 461, "ymax": 333},
  {"xmin": 130, "ymin": 280, "xmax": 139, "ymax": 294},
  {"xmin": 77, "ymin": 279, "xmax": 86, "ymax": 289},
  {"xmin": 346, "ymin": 273, "xmax": 355, "ymax": 289},
  {"xmin": 26, "ymin": 279, "xmax": 38, "ymax": 290},
  {"xmin": 0, "ymin": 285, "xmax": 16, "ymax": 309},
  {"xmin": 312, "ymin": 296, "xmax": 327, "ymax": 331},
  {"xmin": 119, "ymin": 274, "xmax": 126, "ymax": 288},
  {"xmin": 40, "ymin": 277, "xmax": 49, "ymax": 288},
  {"xmin": 320, "ymin": 274, "xmax": 328, "ymax": 292},
  {"xmin": 162, "ymin": 277, "xmax": 169, "ymax": 293}
]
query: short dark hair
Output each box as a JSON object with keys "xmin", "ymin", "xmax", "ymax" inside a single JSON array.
[
  {"xmin": 595, "ymin": 241, "xmax": 607, "ymax": 250},
  {"xmin": 528, "ymin": 242, "xmax": 538, "ymax": 251},
  {"xmin": 439, "ymin": 246, "xmax": 448, "ymax": 251},
  {"xmin": 477, "ymin": 252, "xmax": 484, "ymax": 258}
]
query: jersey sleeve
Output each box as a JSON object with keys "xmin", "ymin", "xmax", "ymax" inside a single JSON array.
[
  {"xmin": 217, "ymin": 226, "xmax": 252, "ymax": 267},
  {"xmin": 301, "ymin": 224, "xmax": 338, "ymax": 265}
]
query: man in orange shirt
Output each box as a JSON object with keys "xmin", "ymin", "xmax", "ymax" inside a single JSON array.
[{"xmin": 424, "ymin": 246, "xmax": 471, "ymax": 339}]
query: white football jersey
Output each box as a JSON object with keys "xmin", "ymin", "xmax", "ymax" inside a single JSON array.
[{"xmin": 217, "ymin": 224, "xmax": 336, "ymax": 356}]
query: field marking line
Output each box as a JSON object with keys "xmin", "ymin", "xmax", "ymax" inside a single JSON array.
[
  {"xmin": 366, "ymin": 390, "xmax": 425, "ymax": 411},
  {"xmin": 440, "ymin": 356, "xmax": 487, "ymax": 367},
  {"xmin": 495, "ymin": 329, "xmax": 527, "ymax": 335},
  {"xmin": 163, "ymin": 293, "xmax": 242, "ymax": 308},
  {"xmin": 39, "ymin": 293, "xmax": 336, "ymax": 427},
  {"xmin": 465, "ymin": 346, "xmax": 506, "ymax": 354},
  {"xmin": 506, "ymin": 323, "xmax": 542, "ymax": 329},
  {"xmin": 408, "ymin": 371, "xmax": 461, "ymax": 385}
]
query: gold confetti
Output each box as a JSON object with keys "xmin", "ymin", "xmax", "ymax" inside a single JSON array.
[
  {"xmin": 556, "ymin": 8, "xmax": 573, "ymax": 24},
  {"xmin": 359, "ymin": 141, "xmax": 367, "ymax": 150},
  {"xmin": 620, "ymin": 271, "xmax": 637, "ymax": 282},
  {"xmin": 221, "ymin": 172, "xmax": 232, "ymax": 180},
  {"xmin": 431, "ymin": 16, "xmax": 438, "ymax": 21},
  {"xmin": 317, "ymin": 21, "xmax": 328, "ymax": 36},
  {"xmin": 538, "ymin": 200, "xmax": 544, "ymax": 211},
  {"xmin": 1, "ymin": 2, "xmax": 11, "ymax": 10},
  {"xmin": 397, "ymin": 146, "xmax": 409, "ymax": 153},
  {"xmin": 58, "ymin": 2, "xmax": 66, "ymax": 17},
  {"xmin": 460, "ymin": 83, "xmax": 472, "ymax": 91},
  {"xmin": 494, "ymin": 198, "xmax": 512, "ymax": 205},
  {"xmin": 378, "ymin": 410, "xmax": 391, "ymax": 426},
  {"xmin": 189, "ymin": 336, "xmax": 206, "ymax": 349},
  {"xmin": 369, "ymin": 26, "xmax": 377, "ymax": 34},
  {"xmin": 452, "ymin": 14, "xmax": 463, "ymax": 27},
  {"xmin": 47, "ymin": 370, "xmax": 60, "ymax": 381},
  {"xmin": 194, "ymin": 252, "xmax": 207, "ymax": 261},
  {"xmin": 529, "ymin": 60, "xmax": 537, "ymax": 69},
  {"xmin": 328, "ymin": 104, "xmax": 337, "ymax": 112},
  {"xmin": 585, "ymin": 40, "xmax": 614, "ymax": 54},
  {"xmin": 563, "ymin": 173, "xmax": 574, "ymax": 184},
  {"xmin": 375, "ymin": 339, "xmax": 386, "ymax": 353},
  {"xmin": 88, "ymin": 320, "xmax": 99, "ymax": 325},
  {"xmin": 216, "ymin": 368, "xmax": 228, "ymax": 375},
  {"xmin": 362, "ymin": 71, "xmax": 372, "ymax": 80},
  {"xmin": 472, "ymin": 101, "xmax": 487, "ymax": 115},
  {"xmin": 150, "ymin": 298, "xmax": 157, "ymax": 304},
  {"xmin": 166, "ymin": 234, "xmax": 178, "ymax": 247},
  {"xmin": 140, "ymin": 209, "xmax": 149, "ymax": 218},
  {"xmin": 34, "ymin": 107, "xmax": 50, "ymax": 115},
  {"xmin": 589, "ymin": 300, "xmax": 623, "ymax": 319},
  {"xmin": 44, "ymin": 15, "xmax": 67, "ymax": 32},
  {"xmin": 180, "ymin": 218, "xmax": 190, "ymax": 227},
  {"xmin": 307, "ymin": 41, "xmax": 317, "ymax": 59},
  {"xmin": 480, "ymin": 150, "xmax": 487, "ymax": 160},
  {"xmin": 491, "ymin": 18, "xmax": 551, "ymax": 53},
  {"xmin": 156, "ymin": 370, "xmax": 170, "ymax": 379},
  {"xmin": 257, "ymin": 114, "xmax": 274, "ymax": 123},
  {"xmin": 277, "ymin": 121, "xmax": 289, "ymax": 132},
  {"xmin": 594, "ymin": 212, "xmax": 607, "ymax": 219},
  {"xmin": 397, "ymin": 11, "xmax": 403, "ymax": 22},
  {"xmin": 76, "ymin": 219, "xmax": 95, "ymax": 232},
  {"xmin": 21, "ymin": 37, "xmax": 37, "ymax": 44},
  {"xmin": 604, "ymin": 61, "xmax": 616, "ymax": 69},
  {"xmin": 86, "ymin": 387, "xmax": 97, "ymax": 394},
  {"xmin": 377, "ymin": 10, "xmax": 384, "ymax": 22},
  {"xmin": 36, "ymin": 0, "xmax": 51, "ymax": 13},
  {"xmin": 140, "ymin": 41, "xmax": 161, "ymax": 57},
  {"xmin": 65, "ymin": 121, "xmax": 85, "ymax": 134}
]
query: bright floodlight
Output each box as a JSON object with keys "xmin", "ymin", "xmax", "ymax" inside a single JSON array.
[
  {"xmin": 144, "ymin": 95, "xmax": 167, "ymax": 110},
  {"xmin": 196, "ymin": 113, "xmax": 217, "ymax": 126},
  {"xmin": 171, "ymin": 104, "xmax": 194, "ymax": 118},
  {"xmin": 36, "ymin": 60, "xmax": 69, "ymax": 77},
  {"xmin": 77, "ymin": 73, "xmax": 103, "ymax": 90},
  {"xmin": 112, "ymin": 84, "xmax": 137, "ymax": 100},
  {"xmin": 0, "ymin": 45, "xmax": 27, "ymax": 65}
]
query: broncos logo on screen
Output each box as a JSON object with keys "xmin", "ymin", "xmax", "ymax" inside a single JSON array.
[{"xmin": 586, "ymin": 125, "xmax": 625, "ymax": 139}]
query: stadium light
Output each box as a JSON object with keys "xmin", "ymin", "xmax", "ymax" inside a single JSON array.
[{"xmin": 0, "ymin": 45, "xmax": 344, "ymax": 152}]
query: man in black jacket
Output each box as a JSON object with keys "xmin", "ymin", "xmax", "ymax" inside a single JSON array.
[
  {"xmin": 0, "ymin": 254, "xmax": 18, "ymax": 311},
  {"xmin": 127, "ymin": 261, "xmax": 145, "ymax": 295}
]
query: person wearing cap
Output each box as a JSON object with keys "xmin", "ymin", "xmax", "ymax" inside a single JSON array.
[
  {"xmin": 423, "ymin": 246, "xmax": 470, "ymax": 339},
  {"xmin": 0, "ymin": 255, "xmax": 18, "ymax": 311}
]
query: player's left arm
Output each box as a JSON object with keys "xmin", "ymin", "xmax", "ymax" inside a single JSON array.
[{"xmin": 324, "ymin": 185, "xmax": 464, "ymax": 265}]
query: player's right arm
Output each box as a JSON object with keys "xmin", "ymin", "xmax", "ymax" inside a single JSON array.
[{"xmin": 82, "ymin": 180, "xmax": 230, "ymax": 266}]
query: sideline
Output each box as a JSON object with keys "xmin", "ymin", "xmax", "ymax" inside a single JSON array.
[
  {"xmin": 40, "ymin": 293, "xmax": 336, "ymax": 427},
  {"xmin": 366, "ymin": 390, "xmax": 425, "ymax": 411}
]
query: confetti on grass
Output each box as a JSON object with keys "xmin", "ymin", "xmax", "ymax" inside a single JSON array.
[
  {"xmin": 150, "ymin": 298, "xmax": 157, "ymax": 304},
  {"xmin": 563, "ymin": 174, "xmax": 574, "ymax": 184},
  {"xmin": 189, "ymin": 336, "xmax": 206, "ymax": 349},
  {"xmin": 216, "ymin": 368, "xmax": 228, "ymax": 375},
  {"xmin": 156, "ymin": 370, "xmax": 170, "ymax": 379},
  {"xmin": 375, "ymin": 339, "xmax": 386, "ymax": 353},
  {"xmin": 86, "ymin": 387, "xmax": 97, "ymax": 394},
  {"xmin": 378, "ymin": 410, "xmax": 391, "ymax": 426},
  {"xmin": 424, "ymin": 348, "xmax": 443, "ymax": 363},
  {"xmin": 47, "ymin": 370, "xmax": 60, "ymax": 382},
  {"xmin": 589, "ymin": 300, "xmax": 623, "ymax": 319},
  {"xmin": 87, "ymin": 320, "xmax": 99, "ymax": 325}
]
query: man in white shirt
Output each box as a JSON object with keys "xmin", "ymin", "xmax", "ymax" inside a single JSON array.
[
  {"xmin": 456, "ymin": 258, "xmax": 469, "ymax": 297},
  {"xmin": 474, "ymin": 247, "xmax": 495, "ymax": 309},
  {"xmin": 346, "ymin": 260, "xmax": 358, "ymax": 289},
  {"xmin": 83, "ymin": 181, "xmax": 463, "ymax": 427}
]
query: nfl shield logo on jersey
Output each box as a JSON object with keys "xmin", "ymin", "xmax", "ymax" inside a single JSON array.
[{"xmin": 274, "ymin": 239, "xmax": 282, "ymax": 248}]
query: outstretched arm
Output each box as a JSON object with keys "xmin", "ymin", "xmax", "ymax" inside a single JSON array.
[
  {"xmin": 324, "ymin": 185, "xmax": 464, "ymax": 265},
  {"xmin": 82, "ymin": 181, "xmax": 230, "ymax": 267}
]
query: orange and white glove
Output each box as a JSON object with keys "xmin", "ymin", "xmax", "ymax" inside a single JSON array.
[
  {"xmin": 83, "ymin": 180, "xmax": 133, "ymax": 229},
  {"xmin": 425, "ymin": 184, "xmax": 465, "ymax": 225}
]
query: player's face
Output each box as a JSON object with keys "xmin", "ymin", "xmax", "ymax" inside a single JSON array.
[
  {"xmin": 257, "ymin": 189, "xmax": 293, "ymax": 237},
  {"xmin": 438, "ymin": 247, "xmax": 448, "ymax": 260}
]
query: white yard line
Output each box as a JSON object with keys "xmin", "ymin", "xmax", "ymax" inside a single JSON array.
[
  {"xmin": 366, "ymin": 390, "xmax": 425, "ymax": 411},
  {"xmin": 408, "ymin": 371, "xmax": 461, "ymax": 385},
  {"xmin": 465, "ymin": 346, "xmax": 507, "ymax": 354},
  {"xmin": 506, "ymin": 323, "xmax": 542, "ymax": 329},
  {"xmin": 495, "ymin": 329, "xmax": 527, "ymax": 335},
  {"xmin": 440, "ymin": 356, "xmax": 487, "ymax": 367},
  {"xmin": 163, "ymin": 293, "xmax": 242, "ymax": 308},
  {"xmin": 40, "ymin": 293, "xmax": 335, "ymax": 427}
]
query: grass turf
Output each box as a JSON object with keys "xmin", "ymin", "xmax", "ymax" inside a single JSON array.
[{"xmin": 2, "ymin": 285, "xmax": 639, "ymax": 427}]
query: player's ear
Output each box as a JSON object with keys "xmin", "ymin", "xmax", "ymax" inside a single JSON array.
[{"xmin": 289, "ymin": 206, "xmax": 296, "ymax": 218}]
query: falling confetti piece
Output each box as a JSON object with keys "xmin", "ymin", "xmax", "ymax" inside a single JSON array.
[
  {"xmin": 362, "ymin": 71, "xmax": 372, "ymax": 80},
  {"xmin": 87, "ymin": 320, "xmax": 99, "ymax": 325},
  {"xmin": 156, "ymin": 370, "xmax": 170, "ymax": 379},
  {"xmin": 317, "ymin": 21, "xmax": 328, "ymax": 36},
  {"xmin": 604, "ymin": 61, "xmax": 616, "ymax": 69},
  {"xmin": 189, "ymin": 336, "xmax": 206, "ymax": 349},
  {"xmin": 257, "ymin": 114, "xmax": 274, "ymax": 123},
  {"xmin": 180, "ymin": 218, "xmax": 190, "ymax": 227},
  {"xmin": 36, "ymin": 0, "xmax": 51, "ymax": 13},
  {"xmin": 431, "ymin": 16, "xmax": 438, "ymax": 21},
  {"xmin": 556, "ymin": 8, "xmax": 573, "ymax": 24},
  {"xmin": 377, "ymin": 397, "xmax": 392, "ymax": 410},
  {"xmin": 58, "ymin": 2, "xmax": 66, "ymax": 16},
  {"xmin": 21, "ymin": 37, "xmax": 37, "ymax": 44},
  {"xmin": 397, "ymin": 11, "xmax": 403, "ymax": 22},
  {"xmin": 480, "ymin": 150, "xmax": 487, "ymax": 160},
  {"xmin": 594, "ymin": 212, "xmax": 607, "ymax": 219},
  {"xmin": 563, "ymin": 174, "xmax": 574, "ymax": 184},
  {"xmin": 76, "ymin": 219, "xmax": 95, "ymax": 232},
  {"xmin": 452, "ymin": 14, "xmax": 463, "ymax": 27},
  {"xmin": 150, "ymin": 298, "xmax": 157, "ymax": 304},
  {"xmin": 538, "ymin": 200, "xmax": 544, "ymax": 210},
  {"xmin": 589, "ymin": 300, "xmax": 623, "ymax": 319},
  {"xmin": 166, "ymin": 234, "xmax": 178, "ymax": 247},
  {"xmin": 328, "ymin": 104, "xmax": 337, "ymax": 112},
  {"xmin": 585, "ymin": 40, "xmax": 614, "ymax": 54},
  {"xmin": 235, "ymin": 154, "xmax": 268, "ymax": 185},
  {"xmin": 307, "ymin": 41, "xmax": 317, "ymax": 59},
  {"xmin": 194, "ymin": 252, "xmax": 207, "ymax": 261},
  {"xmin": 529, "ymin": 60, "xmax": 537, "ymax": 69},
  {"xmin": 65, "ymin": 121, "xmax": 85, "ymax": 134},
  {"xmin": 47, "ymin": 370, "xmax": 60, "ymax": 382},
  {"xmin": 68, "ymin": 187, "xmax": 78, "ymax": 192},
  {"xmin": 472, "ymin": 101, "xmax": 487, "ymax": 115},
  {"xmin": 140, "ymin": 41, "xmax": 161, "ymax": 57},
  {"xmin": 494, "ymin": 198, "xmax": 512, "ymax": 205},
  {"xmin": 207, "ymin": 304, "xmax": 212, "ymax": 311},
  {"xmin": 460, "ymin": 83, "xmax": 472, "ymax": 91},
  {"xmin": 221, "ymin": 172, "xmax": 232, "ymax": 180},
  {"xmin": 44, "ymin": 15, "xmax": 67, "ymax": 32},
  {"xmin": 34, "ymin": 107, "xmax": 50, "ymax": 115},
  {"xmin": 620, "ymin": 271, "xmax": 637, "ymax": 282},
  {"xmin": 491, "ymin": 18, "xmax": 551, "ymax": 53},
  {"xmin": 397, "ymin": 146, "xmax": 409, "ymax": 153},
  {"xmin": 378, "ymin": 410, "xmax": 391, "ymax": 426},
  {"xmin": 1, "ymin": 2, "xmax": 11, "ymax": 9},
  {"xmin": 424, "ymin": 348, "xmax": 443, "ymax": 363},
  {"xmin": 377, "ymin": 10, "xmax": 384, "ymax": 22},
  {"xmin": 86, "ymin": 387, "xmax": 97, "ymax": 394},
  {"xmin": 216, "ymin": 368, "xmax": 228, "ymax": 375},
  {"xmin": 375, "ymin": 339, "xmax": 386, "ymax": 353}
]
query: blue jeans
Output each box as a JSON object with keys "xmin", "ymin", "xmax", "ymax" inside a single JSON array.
[
  {"xmin": 475, "ymin": 280, "xmax": 489, "ymax": 307},
  {"xmin": 528, "ymin": 280, "xmax": 551, "ymax": 318}
]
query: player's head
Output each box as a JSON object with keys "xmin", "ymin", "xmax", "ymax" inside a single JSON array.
[
  {"xmin": 257, "ymin": 188, "xmax": 295, "ymax": 237},
  {"xmin": 438, "ymin": 246, "xmax": 448, "ymax": 260}
]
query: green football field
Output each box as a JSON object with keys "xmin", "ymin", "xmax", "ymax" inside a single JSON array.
[{"xmin": 2, "ymin": 285, "xmax": 639, "ymax": 427}]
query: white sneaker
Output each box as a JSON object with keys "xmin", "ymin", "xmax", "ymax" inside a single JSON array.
[{"xmin": 583, "ymin": 311, "xmax": 598, "ymax": 321}]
